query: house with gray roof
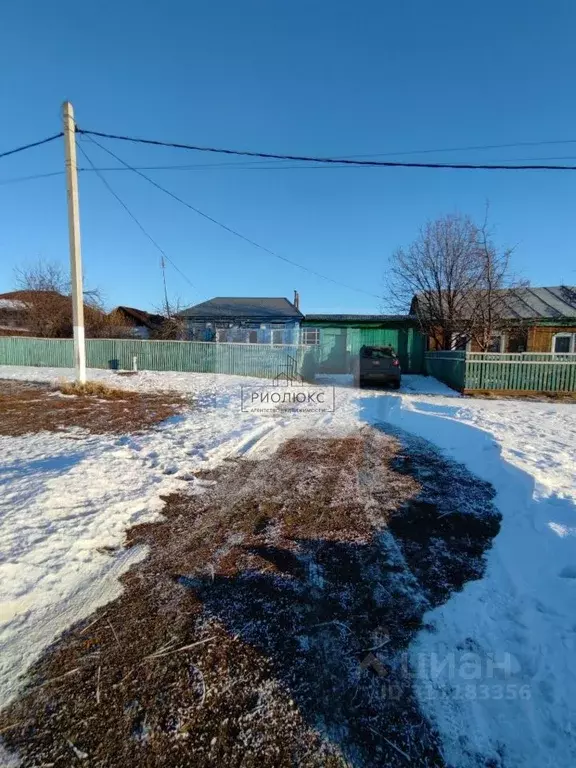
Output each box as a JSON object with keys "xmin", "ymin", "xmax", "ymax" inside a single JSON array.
[
  {"xmin": 178, "ymin": 294, "xmax": 303, "ymax": 344},
  {"xmin": 411, "ymin": 285, "xmax": 576, "ymax": 353}
]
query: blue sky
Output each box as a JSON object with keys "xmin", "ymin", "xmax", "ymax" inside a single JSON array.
[{"xmin": 1, "ymin": 0, "xmax": 575, "ymax": 314}]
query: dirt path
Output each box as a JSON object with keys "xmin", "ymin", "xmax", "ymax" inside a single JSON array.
[{"xmin": 0, "ymin": 425, "xmax": 500, "ymax": 767}]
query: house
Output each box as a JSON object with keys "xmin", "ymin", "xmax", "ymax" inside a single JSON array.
[
  {"xmin": 178, "ymin": 294, "xmax": 303, "ymax": 344},
  {"xmin": 108, "ymin": 306, "xmax": 166, "ymax": 339},
  {"xmin": 0, "ymin": 293, "xmax": 30, "ymax": 335},
  {"xmin": 300, "ymin": 314, "xmax": 426, "ymax": 373},
  {"xmin": 410, "ymin": 285, "xmax": 576, "ymax": 354},
  {"xmin": 0, "ymin": 289, "xmax": 112, "ymax": 338},
  {"xmin": 0, "ymin": 290, "xmax": 87, "ymax": 337}
]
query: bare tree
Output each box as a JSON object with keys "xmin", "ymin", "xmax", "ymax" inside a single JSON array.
[
  {"xmin": 388, "ymin": 212, "xmax": 524, "ymax": 351},
  {"xmin": 388, "ymin": 214, "xmax": 485, "ymax": 349},
  {"xmin": 13, "ymin": 259, "xmax": 111, "ymax": 338},
  {"xmin": 15, "ymin": 260, "xmax": 69, "ymax": 294},
  {"xmin": 152, "ymin": 296, "xmax": 188, "ymax": 340},
  {"xmin": 468, "ymin": 212, "xmax": 527, "ymax": 352}
]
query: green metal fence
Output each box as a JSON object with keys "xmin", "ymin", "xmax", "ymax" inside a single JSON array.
[
  {"xmin": 0, "ymin": 337, "xmax": 317, "ymax": 380},
  {"xmin": 426, "ymin": 351, "xmax": 576, "ymax": 393},
  {"xmin": 424, "ymin": 351, "xmax": 467, "ymax": 390},
  {"xmin": 310, "ymin": 327, "xmax": 425, "ymax": 374},
  {"xmin": 464, "ymin": 352, "xmax": 576, "ymax": 392}
]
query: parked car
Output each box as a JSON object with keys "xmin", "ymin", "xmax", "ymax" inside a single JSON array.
[{"xmin": 355, "ymin": 345, "xmax": 401, "ymax": 389}]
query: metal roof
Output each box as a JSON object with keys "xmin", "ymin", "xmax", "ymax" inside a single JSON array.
[
  {"xmin": 113, "ymin": 306, "xmax": 165, "ymax": 329},
  {"xmin": 303, "ymin": 314, "xmax": 416, "ymax": 323},
  {"xmin": 412, "ymin": 286, "xmax": 576, "ymax": 321},
  {"xmin": 499, "ymin": 286, "xmax": 576, "ymax": 320},
  {"xmin": 178, "ymin": 297, "xmax": 302, "ymax": 320}
]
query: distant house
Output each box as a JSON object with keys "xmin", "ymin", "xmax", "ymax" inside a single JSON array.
[
  {"xmin": 108, "ymin": 306, "xmax": 166, "ymax": 339},
  {"xmin": 410, "ymin": 285, "xmax": 576, "ymax": 353},
  {"xmin": 0, "ymin": 290, "xmax": 92, "ymax": 338},
  {"xmin": 178, "ymin": 294, "xmax": 303, "ymax": 344},
  {"xmin": 0, "ymin": 292, "xmax": 30, "ymax": 335}
]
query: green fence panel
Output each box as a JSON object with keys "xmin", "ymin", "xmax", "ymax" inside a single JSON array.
[
  {"xmin": 0, "ymin": 337, "xmax": 74, "ymax": 367},
  {"xmin": 424, "ymin": 351, "xmax": 467, "ymax": 391},
  {"xmin": 425, "ymin": 351, "xmax": 576, "ymax": 392},
  {"xmin": 463, "ymin": 353, "xmax": 576, "ymax": 392},
  {"xmin": 315, "ymin": 327, "xmax": 426, "ymax": 374},
  {"xmin": 0, "ymin": 337, "xmax": 315, "ymax": 380}
]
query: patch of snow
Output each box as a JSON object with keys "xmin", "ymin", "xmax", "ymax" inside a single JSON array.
[
  {"xmin": 360, "ymin": 391, "xmax": 576, "ymax": 768},
  {"xmin": 1, "ymin": 365, "xmax": 575, "ymax": 767},
  {"xmin": 0, "ymin": 366, "xmax": 362, "ymax": 710}
]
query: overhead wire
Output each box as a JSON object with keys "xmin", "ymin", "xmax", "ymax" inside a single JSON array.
[
  {"xmin": 83, "ymin": 133, "xmax": 384, "ymax": 300},
  {"xmin": 5, "ymin": 150, "xmax": 576, "ymax": 188},
  {"xmin": 75, "ymin": 138, "xmax": 199, "ymax": 298},
  {"xmin": 0, "ymin": 132, "xmax": 64, "ymax": 160},
  {"xmin": 77, "ymin": 128, "xmax": 576, "ymax": 171},
  {"xmin": 0, "ymin": 170, "xmax": 65, "ymax": 186}
]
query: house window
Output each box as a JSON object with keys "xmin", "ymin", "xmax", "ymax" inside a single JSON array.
[
  {"xmin": 552, "ymin": 333, "xmax": 575, "ymax": 354},
  {"xmin": 450, "ymin": 334, "xmax": 469, "ymax": 351},
  {"xmin": 301, "ymin": 328, "xmax": 320, "ymax": 345},
  {"xmin": 271, "ymin": 329, "xmax": 285, "ymax": 346},
  {"xmin": 487, "ymin": 335, "xmax": 504, "ymax": 353},
  {"xmin": 248, "ymin": 330, "xmax": 258, "ymax": 344}
]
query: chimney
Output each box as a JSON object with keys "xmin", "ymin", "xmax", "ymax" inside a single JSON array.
[{"xmin": 293, "ymin": 290, "xmax": 300, "ymax": 311}]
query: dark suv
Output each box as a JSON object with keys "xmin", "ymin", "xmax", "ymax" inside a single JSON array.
[{"xmin": 355, "ymin": 345, "xmax": 401, "ymax": 389}]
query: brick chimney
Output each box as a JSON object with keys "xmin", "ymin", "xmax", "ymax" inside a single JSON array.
[{"xmin": 293, "ymin": 290, "xmax": 300, "ymax": 311}]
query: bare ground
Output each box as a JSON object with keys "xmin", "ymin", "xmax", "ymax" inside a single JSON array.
[
  {"xmin": 0, "ymin": 426, "xmax": 500, "ymax": 767},
  {"xmin": 0, "ymin": 379, "xmax": 185, "ymax": 436}
]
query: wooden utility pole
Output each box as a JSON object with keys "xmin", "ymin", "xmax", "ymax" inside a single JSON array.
[{"xmin": 62, "ymin": 101, "xmax": 86, "ymax": 383}]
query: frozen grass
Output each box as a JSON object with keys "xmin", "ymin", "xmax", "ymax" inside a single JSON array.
[
  {"xmin": 55, "ymin": 380, "xmax": 139, "ymax": 399},
  {"xmin": 0, "ymin": 429, "xmax": 499, "ymax": 767},
  {"xmin": 0, "ymin": 378, "xmax": 185, "ymax": 436}
]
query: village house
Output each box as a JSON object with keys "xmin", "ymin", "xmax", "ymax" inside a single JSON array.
[
  {"xmin": 411, "ymin": 285, "xmax": 576, "ymax": 354},
  {"xmin": 177, "ymin": 294, "xmax": 303, "ymax": 344},
  {"xmin": 0, "ymin": 292, "xmax": 30, "ymax": 335},
  {"xmin": 107, "ymin": 306, "xmax": 166, "ymax": 339}
]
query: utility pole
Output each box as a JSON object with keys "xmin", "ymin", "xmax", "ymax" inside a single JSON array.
[{"xmin": 62, "ymin": 101, "xmax": 86, "ymax": 383}]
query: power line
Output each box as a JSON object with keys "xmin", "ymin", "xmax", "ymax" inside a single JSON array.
[
  {"xmin": 84, "ymin": 134, "xmax": 384, "ymax": 301},
  {"xmin": 0, "ymin": 170, "xmax": 65, "ymax": 186},
  {"xmin": 75, "ymin": 139, "xmax": 198, "ymax": 299},
  {"xmin": 0, "ymin": 132, "xmax": 63, "ymax": 160},
  {"xmin": 78, "ymin": 128, "xmax": 576, "ymax": 171},
  {"xmin": 6, "ymin": 151, "xmax": 576, "ymax": 188}
]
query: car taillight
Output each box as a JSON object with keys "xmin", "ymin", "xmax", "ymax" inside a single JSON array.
[{"xmin": 392, "ymin": 359, "xmax": 400, "ymax": 367}]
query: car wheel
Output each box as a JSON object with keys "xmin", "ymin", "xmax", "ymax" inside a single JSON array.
[{"xmin": 392, "ymin": 380, "xmax": 401, "ymax": 390}]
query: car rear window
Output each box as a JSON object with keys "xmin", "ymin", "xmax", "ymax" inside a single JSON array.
[{"xmin": 361, "ymin": 347, "xmax": 395, "ymax": 359}]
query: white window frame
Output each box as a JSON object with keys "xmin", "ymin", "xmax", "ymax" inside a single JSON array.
[
  {"xmin": 450, "ymin": 333, "xmax": 471, "ymax": 352},
  {"xmin": 487, "ymin": 333, "xmax": 506, "ymax": 353},
  {"xmin": 271, "ymin": 329, "xmax": 285, "ymax": 346},
  {"xmin": 551, "ymin": 333, "xmax": 576, "ymax": 354},
  {"xmin": 301, "ymin": 328, "xmax": 320, "ymax": 346}
]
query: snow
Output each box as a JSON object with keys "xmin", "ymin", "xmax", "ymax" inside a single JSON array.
[
  {"xmin": 1, "ymin": 365, "xmax": 575, "ymax": 767},
  {"xmin": 361, "ymin": 392, "xmax": 576, "ymax": 768}
]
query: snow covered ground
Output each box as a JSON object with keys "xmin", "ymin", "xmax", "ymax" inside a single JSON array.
[{"xmin": 1, "ymin": 365, "xmax": 575, "ymax": 767}]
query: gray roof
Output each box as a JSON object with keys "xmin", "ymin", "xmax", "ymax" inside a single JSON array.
[
  {"xmin": 178, "ymin": 297, "xmax": 302, "ymax": 320},
  {"xmin": 304, "ymin": 314, "xmax": 415, "ymax": 323},
  {"xmin": 499, "ymin": 286, "xmax": 576, "ymax": 320},
  {"xmin": 413, "ymin": 286, "xmax": 576, "ymax": 321}
]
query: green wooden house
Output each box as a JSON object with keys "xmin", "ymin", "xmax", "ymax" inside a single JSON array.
[{"xmin": 301, "ymin": 314, "xmax": 426, "ymax": 374}]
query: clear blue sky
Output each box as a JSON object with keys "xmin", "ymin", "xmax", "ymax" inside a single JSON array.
[{"xmin": 1, "ymin": 0, "xmax": 575, "ymax": 314}]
